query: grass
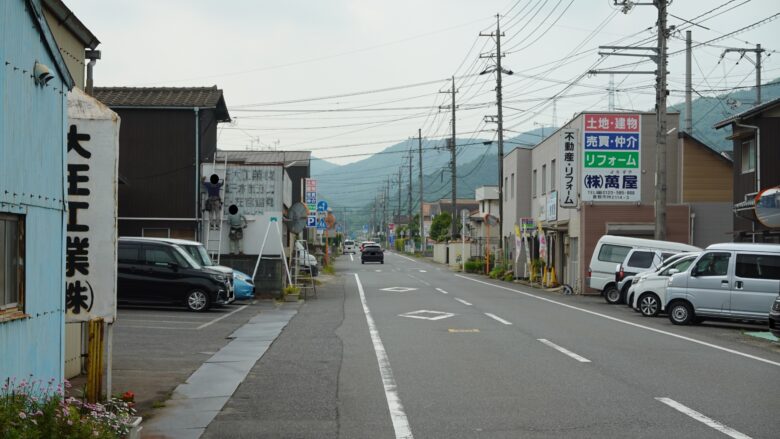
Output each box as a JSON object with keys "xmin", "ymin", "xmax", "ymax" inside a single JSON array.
[{"xmin": 322, "ymin": 264, "xmax": 335, "ymax": 275}]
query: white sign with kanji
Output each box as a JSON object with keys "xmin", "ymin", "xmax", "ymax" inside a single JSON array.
[{"xmin": 559, "ymin": 129, "xmax": 578, "ymax": 208}]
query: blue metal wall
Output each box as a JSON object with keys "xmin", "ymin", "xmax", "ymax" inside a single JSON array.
[{"xmin": 1, "ymin": 0, "xmax": 68, "ymax": 382}]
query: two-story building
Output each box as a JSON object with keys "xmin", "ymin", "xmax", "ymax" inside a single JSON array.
[{"xmin": 1, "ymin": 0, "xmax": 75, "ymax": 381}]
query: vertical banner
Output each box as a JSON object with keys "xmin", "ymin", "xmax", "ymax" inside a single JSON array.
[
  {"xmin": 305, "ymin": 178, "xmax": 317, "ymax": 226},
  {"xmin": 581, "ymin": 114, "xmax": 641, "ymax": 202},
  {"xmin": 65, "ymin": 89, "xmax": 119, "ymax": 323},
  {"xmin": 559, "ymin": 129, "xmax": 578, "ymax": 208}
]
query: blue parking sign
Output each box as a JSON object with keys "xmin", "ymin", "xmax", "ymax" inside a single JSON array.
[{"xmin": 306, "ymin": 216, "xmax": 316, "ymax": 227}]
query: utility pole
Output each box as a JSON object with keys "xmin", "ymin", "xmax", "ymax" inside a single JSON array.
[
  {"xmin": 720, "ymin": 44, "xmax": 765, "ymax": 105},
  {"xmin": 418, "ymin": 129, "xmax": 424, "ymax": 252},
  {"xmin": 397, "ymin": 168, "xmax": 402, "ymax": 226},
  {"xmin": 440, "ymin": 77, "xmax": 458, "ymax": 239},
  {"xmin": 685, "ymin": 30, "xmax": 692, "ymax": 133},
  {"xmin": 481, "ymin": 14, "xmax": 512, "ymax": 261},
  {"xmin": 608, "ymin": 73, "xmax": 616, "ymax": 111},
  {"xmin": 591, "ymin": 1, "xmax": 670, "ymax": 240},
  {"xmin": 408, "ymin": 148, "xmax": 413, "ymax": 237}
]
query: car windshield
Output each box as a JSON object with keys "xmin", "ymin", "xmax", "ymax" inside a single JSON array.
[
  {"xmin": 172, "ymin": 245, "xmax": 202, "ymax": 269},
  {"xmin": 181, "ymin": 244, "xmax": 214, "ymax": 266}
]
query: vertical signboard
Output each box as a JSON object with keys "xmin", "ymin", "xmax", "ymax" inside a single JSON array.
[
  {"xmin": 559, "ymin": 129, "xmax": 578, "ymax": 208},
  {"xmin": 304, "ymin": 178, "xmax": 317, "ymax": 227},
  {"xmin": 65, "ymin": 89, "xmax": 119, "ymax": 322},
  {"xmin": 582, "ymin": 114, "xmax": 641, "ymax": 202}
]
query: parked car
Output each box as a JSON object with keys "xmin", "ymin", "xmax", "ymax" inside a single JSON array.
[
  {"xmin": 629, "ymin": 253, "xmax": 699, "ymax": 317},
  {"xmin": 295, "ymin": 240, "xmax": 319, "ymax": 276},
  {"xmin": 361, "ymin": 244, "xmax": 384, "ymax": 264},
  {"xmin": 622, "ymin": 251, "xmax": 692, "ymax": 307},
  {"xmin": 587, "ymin": 235, "xmax": 700, "ymax": 304},
  {"xmin": 343, "ymin": 240, "xmax": 356, "ymax": 254},
  {"xmin": 232, "ymin": 270, "xmax": 255, "ymax": 300},
  {"xmin": 666, "ymin": 243, "xmax": 780, "ymax": 325},
  {"xmin": 118, "ymin": 238, "xmax": 230, "ymax": 311},
  {"xmin": 769, "ymin": 295, "xmax": 780, "ymax": 338},
  {"xmin": 126, "ymin": 237, "xmax": 236, "ymax": 303}
]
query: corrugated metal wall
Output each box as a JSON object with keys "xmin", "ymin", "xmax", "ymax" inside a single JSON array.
[{"xmin": 1, "ymin": 0, "xmax": 68, "ymax": 381}]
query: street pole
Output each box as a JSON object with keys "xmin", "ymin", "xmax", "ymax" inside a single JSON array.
[
  {"xmin": 450, "ymin": 76, "xmax": 457, "ymax": 240},
  {"xmin": 462, "ymin": 210, "xmax": 466, "ymax": 272},
  {"xmin": 408, "ymin": 148, "xmax": 412, "ymax": 241},
  {"xmin": 654, "ymin": 0, "xmax": 668, "ymax": 240},
  {"xmin": 685, "ymin": 30, "xmax": 692, "ymax": 133},
  {"xmin": 418, "ymin": 129, "xmax": 424, "ymax": 253}
]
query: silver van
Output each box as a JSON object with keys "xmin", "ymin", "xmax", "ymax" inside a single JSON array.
[{"xmin": 665, "ymin": 243, "xmax": 780, "ymax": 325}]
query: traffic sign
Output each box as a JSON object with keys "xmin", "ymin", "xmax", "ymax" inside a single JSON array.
[
  {"xmin": 316, "ymin": 218, "xmax": 327, "ymax": 230},
  {"xmin": 317, "ymin": 200, "xmax": 328, "ymax": 212},
  {"xmin": 305, "ymin": 191, "xmax": 317, "ymax": 204},
  {"xmin": 306, "ymin": 203, "xmax": 316, "ymax": 212},
  {"xmin": 363, "ymin": 224, "xmax": 369, "ymax": 233},
  {"xmin": 306, "ymin": 216, "xmax": 316, "ymax": 227},
  {"xmin": 305, "ymin": 178, "xmax": 317, "ymax": 190}
]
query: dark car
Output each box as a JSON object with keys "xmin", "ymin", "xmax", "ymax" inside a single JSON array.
[
  {"xmin": 361, "ymin": 244, "xmax": 384, "ymax": 264},
  {"xmin": 769, "ymin": 295, "xmax": 780, "ymax": 338},
  {"xmin": 118, "ymin": 238, "xmax": 230, "ymax": 311}
]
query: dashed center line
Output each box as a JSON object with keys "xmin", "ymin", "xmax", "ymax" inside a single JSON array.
[
  {"xmin": 419, "ymin": 270, "xmax": 427, "ymax": 273},
  {"xmin": 655, "ymin": 398, "xmax": 752, "ymax": 439},
  {"xmin": 454, "ymin": 298, "xmax": 472, "ymax": 306},
  {"xmin": 484, "ymin": 313, "xmax": 512, "ymax": 325},
  {"xmin": 537, "ymin": 339, "xmax": 591, "ymax": 363},
  {"xmin": 435, "ymin": 288, "xmax": 449, "ymax": 295}
]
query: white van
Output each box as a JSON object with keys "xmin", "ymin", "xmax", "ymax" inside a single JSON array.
[
  {"xmin": 587, "ymin": 235, "xmax": 700, "ymax": 303},
  {"xmin": 665, "ymin": 243, "xmax": 780, "ymax": 325}
]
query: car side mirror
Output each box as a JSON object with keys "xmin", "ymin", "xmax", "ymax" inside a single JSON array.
[
  {"xmin": 668, "ymin": 268, "xmax": 679, "ymax": 276},
  {"xmin": 168, "ymin": 262, "xmax": 179, "ymax": 271}
]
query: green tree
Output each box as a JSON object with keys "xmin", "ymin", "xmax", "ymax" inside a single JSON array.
[{"xmin": 429, "ymin": 212, "xmax": 451, "ymax": 242}]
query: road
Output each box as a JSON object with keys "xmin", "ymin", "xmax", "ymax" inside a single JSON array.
[{"xmin": 206, "ymin": 251, "xmax": 780, "ymax": 438}]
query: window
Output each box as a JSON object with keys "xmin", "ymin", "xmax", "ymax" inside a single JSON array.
[
  {"xmin": 741, "ymin": 140, "xmax": 756, "ymax": 173},
  {"xmin": 693, "ymin": 252, "xmax": 731, "ymax": 277},
  {"xmin": 736, "ymin": 253, "xmax": 780, "ymax": 280},
  {"xmin": 1, "ymin": 213, "xmax": 24, "ymax": 311},
  {"xmin": 662, "ymin": 257, "xmax": 694, "ymax": 276},
  {"xmin": 504, "ymin": 177, "xmax": 508, "ymax": 201},
  {"xmin": 144, "ymin": 247, "xmax": 175, "ymax": 266},
  {"xmin": 627, "ymin": 251, "xmax": 655, "ymax": 268},
  {"xmin": 542, "ymin": 164, "xmax": 547, "ymax": 195},
  {"xmin": 118, "ymin": 245, "xmax": 140, "ymax": 264},
  {"xmin": 551, "ymin": 159, "xmax": 556, "ymax": 191},
  {"xmin": 532, "ymin": 169, "xmax": 537, "ymax": 198},
  {"xmin": 598, "ymin": 244, "xmax": 631, "ymax": 263},
  {"xmin": 511, "ymin": 173, "xmax": 515, "ymax": 199}
]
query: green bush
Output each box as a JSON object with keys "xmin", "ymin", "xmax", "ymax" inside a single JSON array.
[
  {"xmin": 503, "ymin": 272, "xmax": 514, "ymax": 282},
  {"xmin": 464, "ymin": 259, "xmax": 483, "ymax": 273}
]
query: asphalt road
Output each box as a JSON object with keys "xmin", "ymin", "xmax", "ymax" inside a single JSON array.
[{"xmin": 205, "ymin": 251, "xmax": 780, "ymax": 438}]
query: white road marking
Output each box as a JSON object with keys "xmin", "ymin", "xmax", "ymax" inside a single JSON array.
[
  {"xmin": 455, "ymin": 274, "xmax": 780, "ymax": 368},
  {"xmin": 118, "ymin": 319, "xmax": 202, "ymax": 324},
  {"xmin": 119, "ymin": 325, "xmax": 194, "ymax": 330},
  {"xmin": 655, "ymin": 398, "xmax": 752, "ymax": 439},
  {"xmin": 392, "ymin": 252, "xmax": 417, "ymax": 263},
  {"xmin": 418, "ymin": 270, "xmax": 427, "ymax": 273},
  {"xmin": 537, "ymin": 339, "xmax": 591, "ymax": 363},
  {"xmin": 354, "ymin": 274, "xmax": 414, "ymax": 439},
  {"xmin": 350, "ymin": 254, "xmax": 354, "ymax": 262},
  {"xmin": 375, "ymin": 269, "xmax": 382, "ymax": 272},
  {"xmin": 421, "ymin": 281, "xmax": 430, "ymax": 286},
  {"xmin": 484, "ymin": 313, "xmax": 512, "ymax": 325},
  {"xmin": 380, "ymin": 287, "xmax": 418, "ymax": 293},
  {"xmin": 454, "ymin": 298, "xmax": 473, "ymax": 306},
  {"xmin": 399, "ymin": 310, "xmax": 455, "ymax": 321},
  {"xmin": 196, "ymin": 305, "xmax": 248, "ymax": 330},
  {"xmin": 435, "ymin": 288, "xmax": 449, "ymax": 295}
]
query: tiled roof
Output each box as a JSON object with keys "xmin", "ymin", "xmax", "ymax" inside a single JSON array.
[{"xmin": 93, "ymin": 86, "xmax": 230, "ymax": 121}]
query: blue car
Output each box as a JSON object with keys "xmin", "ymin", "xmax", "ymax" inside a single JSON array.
[{"xmin": 232, "ymin": 270, "xmax": 255, "ymax": 300}]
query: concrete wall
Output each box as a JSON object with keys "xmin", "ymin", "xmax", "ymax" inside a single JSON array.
[{"xmin": 690, "ymin": 203, "xmax": 733, "ymax": 248}]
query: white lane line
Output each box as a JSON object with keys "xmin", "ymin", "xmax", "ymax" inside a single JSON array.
[
  {"xmin": 375, "ymin": 269, "xmax": 382, "ymax": 272},
  {"xmin": 455, "ymin": 274, "xmax": 780, "ymax": 368},
  {"xmin": 354, "ymin": 273, "xmax": 414, "ymax": 439},
  {"xmin": 350, "ymin": 254, "xmax": 354, "ymax": 262},
  {"xmin": 454, "ymin": 298, "xmax": 473, "ymax": 306},
  {"xmin": 418, "ymin": 270, "xmax": 427, "ymax": 273},
  {"xmin": 537, "ymin": 338, "xmax": 591, "ymax": 363},
  {"xmin": 484, "ymin": 313, "xmax": 512, "ymax": 325},
  {"xmin": 421, "ymin": 281, "xmax": 430, "ymax": 286},
  {"xmin": 655, "ymin": 398, "xmax": 752, "ymax": 439},
  {"xmin": 196, "ymin": 305, "xmax": 248, "ymax": 330},
  {"xmin": 392, "ymin": 252, "xmax": 417, "ymax": 263},
  {"xmin": 435, "ymin": 288, "xmax": 449, "ymax": 295}
]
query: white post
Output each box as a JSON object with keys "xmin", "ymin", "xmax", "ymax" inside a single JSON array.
[{"xmin": 276, "ymin": 221, "xmax": 292, "ymax": 285}]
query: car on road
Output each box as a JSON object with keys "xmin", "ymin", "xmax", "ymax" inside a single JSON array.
[
  {"xmin": 629, "ymin": 253, "xmax": 699, "ymax": 317},
  {"xmin": 232, "ymin": 270, "xmax": 255, "ymax": 300},
  {"xmin": 359, "ymin": 241, "xmax": 377, "ymax": 252},
  {"xmin": 361, "ymin": 244, "xmax": 384, "ymax": 264},
  {"xmin": 118, "ymin": 238, "xmax": 231, "ymax": 311},
  {"xmin": 666, "ymin": 243, "xmax": 780, "ymax": 325},
  {"xmin": 343, "ymin": 240, "xmax": 356, "ymax": 254}
]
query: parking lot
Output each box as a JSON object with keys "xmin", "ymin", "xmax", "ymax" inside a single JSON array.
[{"xmin": 109, "ymin": 300, "xmax": 275, "ymax": 417}]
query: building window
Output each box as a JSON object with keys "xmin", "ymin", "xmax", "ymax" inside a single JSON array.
[
  {"xmin": 532, "ymin": 169, "xmax": 537, "ymax": 198},
  {"xmin": 541, "ymin": 164, "xmax": 547, "ymax": 195},
  {"xmin": 1, "ymin": 213, "xmax": 25, "ymax": 313},
  {"xmin": 551, "ymin": 159, "xmax": 556, "ymax": 192},
  {"xmin": 504, "ymin": 177, "xmax": 508, "ymax": 201},
  {"xmin": 511, "ymin": 173, "xmax": 515, "ymax": 199},
  {"xmin": 741, "ymin": 140, "xmax": 756, "ymax": 174}
]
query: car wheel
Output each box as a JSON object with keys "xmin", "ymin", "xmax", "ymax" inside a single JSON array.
[
  {"xmin": 668, "ymin": 301, "xmax": 694, "ymax": 325},
  {"xmin": 361, "ymin": 261, "xmax": 364, "ymax": 264},
  {"xmin": 381, "ymin": 260, "xmax": 384, "ymax": 264},
  {"xmin": 603, "ymin": 285, "xmax": 622, "ymax": 304},
  {"xmin": 626, "ymin": 293, "xmax": 634, "ymax": 308},
  {"xmin": 186, "ymin": 289, "xmax": 211, "ymax": 312},
  {"xmin": 638, "ymin": 293, "xmax": 660, "ymax": 317}
]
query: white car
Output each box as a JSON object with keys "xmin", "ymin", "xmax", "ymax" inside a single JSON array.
[
  {"xmin": 343, "ymin": 240, "xmax": 356, "ymax": 254},
  {"xmin": 629, "ymin": 253, "xmax": 699, "ymax": 317}
]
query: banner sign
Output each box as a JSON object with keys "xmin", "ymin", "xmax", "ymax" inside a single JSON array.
[
  {"xmin": 559, "ymin": 129, "xmax": 578, "ymax": 208},
  {"xmin": 582, "ymin": 114, "xmax": 641, "ymax": 202},
  {"xmin": 546, "ymin": 191, "xmax": 557, "ymax": 221}
]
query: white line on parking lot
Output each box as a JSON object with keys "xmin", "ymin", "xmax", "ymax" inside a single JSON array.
[
  {"xmin": 354, "ymin": 273, "xmax": 414, "ymax": 439},
  {"xmin": 484, "ymin": 313, "xmax": 512, "ymax": 325},
  {"xmin": 196, "ymin": 305, "xmax": 248, "ymax": 330},
  {"xmin": 435, "ymin": 288, "xmax": 449, "ymax": 295},
  {"xmin": 537, "ymin": 339, "xmax": 591, "ymax": 363},
  {"xmin": 454, "ymin": 298, "xmax": 472, "ymax": 306},
  {"xmin": 455, "ymin": 274, "xmax": 780, "ymax": 368},
  {"xmin": 655, "ymin": 397, "xmax": 752, "ymax": 439}
]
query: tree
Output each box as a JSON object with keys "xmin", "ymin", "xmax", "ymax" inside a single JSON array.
[{"xmin": 429, "ymin": 212, "xmax": 451, "ymax": 242}]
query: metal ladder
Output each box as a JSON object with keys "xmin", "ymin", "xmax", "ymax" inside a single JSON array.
[{"xmin": 204, "ymin": 153, "xmax": 228, "ymax": 264}]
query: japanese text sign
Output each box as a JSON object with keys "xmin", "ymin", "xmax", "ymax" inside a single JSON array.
[
  {"xmin": 582, "ymin": 114, "xmax": 641, "ymax": 202},
  {"xmin": 559, "ymin": 129, "xmax": 578, "ymax": 208},
  {"xmin": 224, "ymin": 166, "xmax": 280, "ymax": 215}
]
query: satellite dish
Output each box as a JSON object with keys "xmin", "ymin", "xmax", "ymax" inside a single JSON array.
[{"xmin": 288, "ymin": 202, "xmax": 308, "ymax": 234}]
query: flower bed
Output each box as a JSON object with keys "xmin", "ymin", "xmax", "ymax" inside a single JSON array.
[{"xmin": 0, "ymin": 377, "xmax": 137, "ymax": 439}]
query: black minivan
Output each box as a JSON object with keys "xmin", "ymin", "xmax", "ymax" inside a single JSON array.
[{"xmin": 118, "ymin": 237, "xmax": 230, "ymax": 311}]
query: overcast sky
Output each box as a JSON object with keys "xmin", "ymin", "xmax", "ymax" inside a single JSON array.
[{"xmin": 69, "ymin": 0, "xmax": 779, "ymax": 165}]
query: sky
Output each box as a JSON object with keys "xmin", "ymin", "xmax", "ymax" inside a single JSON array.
[{"xmin": 68, "ymin": 0, "xmax": 780, "ymax": 165}]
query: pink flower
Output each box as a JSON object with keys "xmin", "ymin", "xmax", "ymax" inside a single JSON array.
[{"xmin": 19, "ymin": 412, "xmax": 27, "ymax": 419}]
